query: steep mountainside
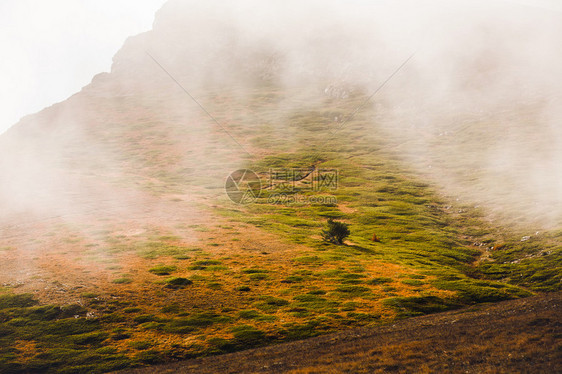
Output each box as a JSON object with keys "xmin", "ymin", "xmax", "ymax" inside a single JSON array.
[{"xmin": 0, "ymin": 1, "xmax": 560, "ymax": 372}]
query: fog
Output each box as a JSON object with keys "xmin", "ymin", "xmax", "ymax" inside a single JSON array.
[
  {"xmin": 1, "ymin": 0, "xmax": 561, "ymax": 234},
  {"xmin": 136, "ymin": 0, "xmax": 561, "ymax": 226}
]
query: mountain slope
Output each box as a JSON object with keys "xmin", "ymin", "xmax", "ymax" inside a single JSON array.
[
  {"xmin": 0, "ymin": 1, "xmax": 560, "ymax": 373},
  {"xmin": 121, "ymin": 292, "xmax": 562, "ymax": 374}
]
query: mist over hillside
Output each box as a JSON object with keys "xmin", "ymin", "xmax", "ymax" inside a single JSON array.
[
  {"xmin": 0, "ymin": 1, "xmax": 560, "ymax": 372},
  {"xmin": 1, "ymin": 0, "xmax": 560, "ymax": 227}
]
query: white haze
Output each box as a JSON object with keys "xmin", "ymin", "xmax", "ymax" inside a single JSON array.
[
  {"xmin": 0, "ymin": 0, "xmax": 561, "ymax": 232},
  {"xmin": 136, "ymin": 0, "xmax": 562, "ymax": 226}
]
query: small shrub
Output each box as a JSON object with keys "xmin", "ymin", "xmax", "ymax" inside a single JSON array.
[{"xmin": 321, "ymin": 219, "xmax": 350, "ymax": 245}]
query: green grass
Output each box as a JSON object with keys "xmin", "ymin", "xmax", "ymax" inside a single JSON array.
[
  {"xmin": 123, "ymin": 307, "xmax": 142, "ymax": 313},
  {"xmin": 0, "ymin": 294, "xmax": 37, "ymax": 309},
  {"xmin": 163, "ymin": 312, "xmax": 232, "ymax": 334},
  {"xmin": 237, "ymin": 310, "xmax": 276, "ymax": 321},
  {"xmin": 292, "ymin": 294, "xmax": 340, "ymax": 313},
  {"xmin": 241, "ymin": 268, "xmax": 269, "ymax": 274},
  {"xmin": 133, "ymin": 314, "xmax": 160, "ymax": 324},
  {"xmin": 401, "ymin": 279, "xmax": 425, "ymax": 286},
  {"xmin": 367, "ymin": 277, "xmax": 393, "ymax": 285},
  {"xmin": 334, "ymin": 285, "xmax": 372, "ymax": 298},
  {"xmin": 478, "ymin": 234, "xmax": 562, "ymax": 291},
  {"xmin": 0, "ymin": 293, "xmax": 133, "ymax": 373},
  {"xmin": 189, "ymin": 260, "xmax": 223, "ymax": 270},
  {"xmin": 2, "ymin": 84, "xmax": 560, "ymax": 373},
  {"xmin": 383, "ymin": 296, "xmax": 460, "ymax": 317},
  {"xmin": 253, "ymin": 296, "xmax": 289, "ymax": 312},
  {"xmin": 431, "ymin": 278, "xmax": 532, "ymax": 304},
  {"xmin": 208, "ymin": 325, "xmax": 270, "ymax": 353},
  {"xmin": 248, "ymin": 273, "xmax": 269, "ymax": 281},
  {"xmin": 128, "ymin": 341, "xmax": 154, "ymax": 350},
  {"xmin": 148, "ymin": 265, "xmax": 177, "ymax": 276},
  {"xmin": 217, "ymin": 137, "xmax": 544, "ymax": 317},
  {"xmin": 229, "ymin": 325, "xmax": 267, "ymax": 348},
  {"xmin": 164, "ymin": 277, "xmax": 193, "ymax": 288},
  {"xmin": 131, "ymin": 241, "xmax": 194, "ymax": 260}
]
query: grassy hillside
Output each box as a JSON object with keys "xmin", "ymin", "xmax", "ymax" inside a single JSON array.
[
  {"xmin": 1, "ymin": 2, "xmax": 561, "ymax": 371},
  {"xmin": 0, "ymin": 83, "xmax": 559, "ymax": 373}
]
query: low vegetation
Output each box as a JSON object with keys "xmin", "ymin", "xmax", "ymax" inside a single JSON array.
[
  {"xmin": 321, "ymin": 219, "xmax": 350, "ymax": 245},
  {"xmin": 0, "ymin": 86, "xmax": 559, "ymax": 373}
]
